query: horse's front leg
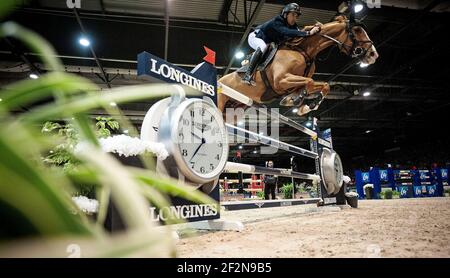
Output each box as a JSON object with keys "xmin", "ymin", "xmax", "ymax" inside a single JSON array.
[
  {"xmin": 296, "ymin": 81, "xmax": 330, "ymax": 116},
  {"xmin": 274, "ymin": 73, "xmax": 315, "ymax": 106}
]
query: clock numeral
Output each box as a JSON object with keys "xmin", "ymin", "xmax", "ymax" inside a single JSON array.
[
  {"xmin": 200, "ymin": 108, "xmax": 206, "ymax": 116},
  {"xmin": 190, "ymin": 110, "xmax": 195, "ymax": 118},
  {"xmin": 210, "ymin": 116, "xmax": 213, "ymax": 122},
  {"xmin": 210, "ymin": 164, "xmax": 214, "ymax": 170},
  {"xmin": 215, "ymin": 154, "xmax": 220, "ymax": 160},
  {"xmin": 183, "ymin": 118, "xmax": 189, "ymax": 126},
  {"xmin": 200, "ymin": 167, "xmax": 205, "ymax": 173},
  {"xmin": 182, "ymin": 149, "xmax": 188, "ymax": 156},
  {"xmin": 191, "ymin": 162, "xmax": 195, "ymax": 169}
]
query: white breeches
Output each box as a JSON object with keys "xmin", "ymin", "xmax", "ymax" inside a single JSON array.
[{"xmin": 248, "ymin": 30, "xmax": 267, "ymax": 52}]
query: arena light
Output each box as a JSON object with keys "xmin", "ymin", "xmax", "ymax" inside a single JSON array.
[
  {"xmin": 354, "ymin": 4, "xmax": 363, "ymax": 13},
  {"xmin": 235, "ymin": 51, "xmax": 245, "ymax": 59},
  {"xmin": 359, "ymin": 62, "xmax": 369, "ymax": 68},
  {"xmin": 363, "ymin": 91, "xmax": 371, "ymax": 97},
  {"xmin": 29, "ymin": 73, "xmax": 39, "ymax": 79},
  {"xmin": 354, "ymin": 3, "xmax": 364, "ymax": 13},
  {"xmin": 79, "ymin": 37, "xmax": 90, "ymax": 47}
]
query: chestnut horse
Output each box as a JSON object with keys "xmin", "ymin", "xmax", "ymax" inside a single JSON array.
[{"xmin": 218, "ymin": 15, "xmax": 379, "ymax": 116}]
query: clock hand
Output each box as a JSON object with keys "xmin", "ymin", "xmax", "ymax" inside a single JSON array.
[
  {"xmin": 191, "ymin": 131, "xmax": 203, "ymax": 141},
  {"xmin": 189, "ymin": 140, "xmax": 205, "ymax": 162}
]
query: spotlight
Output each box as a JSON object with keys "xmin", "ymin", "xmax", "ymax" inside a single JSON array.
[
  {"xmin": 365, "ymin": 130, "xmax": 372, "ymax": 134},
  {"xmin": 359, "ymin": 62, "xmax": 369, "ymax": 68},
  {"xmin": 79, "ymin": 37, "xmax": 90, "ymax": 47},
  {"xmin": 29, "ymin": 73, "xmax": 39, "ymax": 79},
  {"xmin": 235, "ymin": 51, "xmax": 245, "ymax": 59},
  {"xmin": 363, "ymin": 91, "xmax": 371, "ymax": 97},
  {"xmin": 354, "ymin": 3, "xmax": 364, "ymax": 13}
]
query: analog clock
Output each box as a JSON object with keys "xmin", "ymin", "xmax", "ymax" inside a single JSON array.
[
  {"xmin": 320, "ymin": 147, "xmax": 344, "ymax": 195},
  {"xmin": 159, "ymin": 98, "xmax": 229, "ymax": 184}
]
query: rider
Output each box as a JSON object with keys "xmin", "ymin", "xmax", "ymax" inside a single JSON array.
[{"xmin": 242, "ymin": 2, "xmax": 321, "ymax": 85}]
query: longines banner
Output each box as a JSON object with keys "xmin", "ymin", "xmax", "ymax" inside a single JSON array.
[{"xmin": 137, "ymin": 51, "xmax": 216, "ymax": 98}]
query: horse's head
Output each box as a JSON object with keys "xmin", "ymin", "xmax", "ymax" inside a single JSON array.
[{"xmin": 334, "ymin": 15, "xmax": 379, "ymax": 65}]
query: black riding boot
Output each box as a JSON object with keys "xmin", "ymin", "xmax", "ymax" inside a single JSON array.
[{"xmin": 242, "ymin": 48, "xmax": 263, "ymax": 86}]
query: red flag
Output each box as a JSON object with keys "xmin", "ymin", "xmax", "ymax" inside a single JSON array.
[{"xmin": 203, "ymin": 46, "xmax": 216, "ymax": 65}]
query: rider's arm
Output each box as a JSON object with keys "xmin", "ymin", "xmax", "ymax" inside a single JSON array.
[{"xmin": 276, "ymin": 23, "xmax": 310, "ymax": 37}]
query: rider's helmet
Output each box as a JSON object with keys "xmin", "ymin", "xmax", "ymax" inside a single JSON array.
[{"xmin": 281, "ymin": 3, "xmax": 302, "ymax": 18}]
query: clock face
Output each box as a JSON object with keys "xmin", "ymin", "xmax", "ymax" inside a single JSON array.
[
  {"xmin": 172, "ymin": 99, "xmax": 228, "ymax": 183},
  {"xmin": 334, "ymin": 154, "xmax": 343, "ymax": 185}
]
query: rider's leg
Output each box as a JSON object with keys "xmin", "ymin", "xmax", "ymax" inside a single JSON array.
[
  {"xmin": 242, "ymin": 48, "xmax": 263, "ymax": 85},
  {"xmin": 242, "ymin": 32, "xmax": 267, "ymax": 85}
]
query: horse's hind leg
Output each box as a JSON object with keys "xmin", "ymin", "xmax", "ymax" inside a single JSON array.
[{"xmin": 297, "ymin": 81, "xmax": 330, "ymax": 116}]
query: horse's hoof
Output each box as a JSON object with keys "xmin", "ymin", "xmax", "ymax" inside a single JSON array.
[
  {"xmin": 280, "ymin": 96, "xmax": 303, "ymax": 107},
  {"xmin": 308, "ymin": 102, "xmax": 317, "ymax": 110},
  {"xmin": 279, "ymin": 97, "xmax": 294, "ymax": 107},
  {"xmin": 297, "ymin": 105, "xmax": 311, "ymax": 116}
]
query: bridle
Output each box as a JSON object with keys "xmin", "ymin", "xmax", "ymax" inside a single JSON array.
[{"xmin": 320, "ymin": 20, "xmax": 373, "ymax": 60}]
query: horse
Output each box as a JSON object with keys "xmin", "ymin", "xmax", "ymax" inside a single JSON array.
[{"xmin": 218, "ymin": 15, "xmax": 379, "ymax": 116}]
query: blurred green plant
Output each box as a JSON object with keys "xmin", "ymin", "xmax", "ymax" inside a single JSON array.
[
  {"xmin": 256, "ymin": 190, "xmax": 264, "ymax": 199},
  {"xmin": 444, "ymin": 188, "xmax": 450, "ymax": 196},
  {"xmin": 280, "ymin": 183, "xmax": 295, "ymax": 199},
  {"xmin": 0, "ymin": 4, "xmax": 213, "ymax": 257},
  {"xmin": 95, "ymin": 117, "xmax": 120, "ymax": 138},
  {"xmin": 380, "ymin": 188, "xmax": 393, "ymax": 199},
  {"xmin": 41, "ymin": 117, "xmax": 120, "ymax": 197},
  {"xmin": 392, "ymin": 190, "xmax": 400, "ymax": 199}
]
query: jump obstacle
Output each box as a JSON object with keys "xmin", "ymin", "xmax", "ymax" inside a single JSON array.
[{"xmin": 136, "ymin": 48, "xmax": 347, "ymax": 230}]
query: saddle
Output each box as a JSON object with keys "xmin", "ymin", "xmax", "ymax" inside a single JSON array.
[
  {"xmin": 237, "ymin": 43, "xmax": 278, "ymax": 73},
  {"xmin": 236, "ymin": 43, "xmax": 279, "ymax": 102}
]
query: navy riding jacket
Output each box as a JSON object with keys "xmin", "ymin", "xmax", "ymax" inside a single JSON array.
[{"xmin": 255, "ymin": 15, "xmax": 309, "ymax": 44}]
